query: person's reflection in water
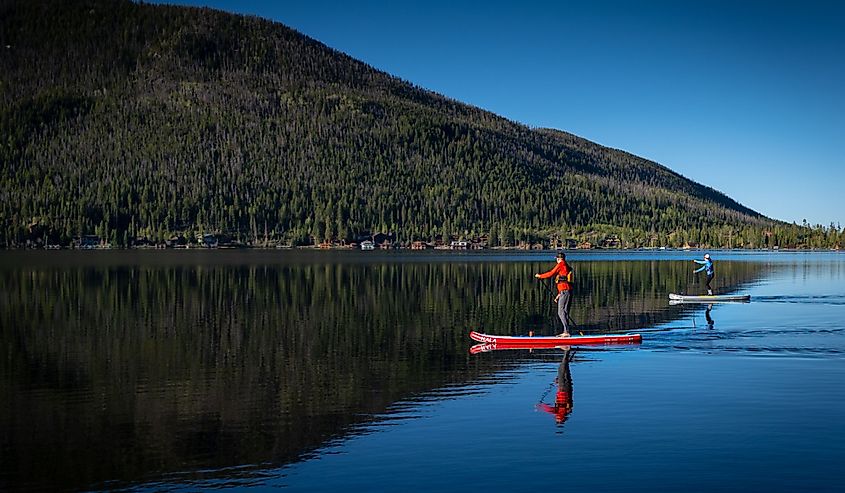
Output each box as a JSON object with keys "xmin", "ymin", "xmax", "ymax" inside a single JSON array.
[
  {"xmin": 705, "ymin": 304, "xmax": 714, "ymax": 329},
  {"xmin": 537, "ymin": 347, "xmax": 574, "ymax": 425}
]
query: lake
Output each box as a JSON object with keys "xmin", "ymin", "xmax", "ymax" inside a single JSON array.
[{"xmin": 1, "ymin": 250, "xmax": 843, "ymax": 492}]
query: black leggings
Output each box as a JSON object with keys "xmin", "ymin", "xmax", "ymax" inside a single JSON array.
[{"xmin": 706, "ymin": 273, "xmax": 714, "ymax": 292}]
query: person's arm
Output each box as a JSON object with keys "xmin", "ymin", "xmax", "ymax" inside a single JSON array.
[
  {"xmin": 536, "ymin": 403, "xmax": 555, "ymax": 414},
  {"xmin": 535, "ymin": 263, "xmax": 560, "ymax": 279},
  {"xmin": 692, "ymin": 259, "xmax": 706, "ymax": 264},
  {"xmin": 693, "ymin": 265, "xmax": 706, "ymax": 273}
]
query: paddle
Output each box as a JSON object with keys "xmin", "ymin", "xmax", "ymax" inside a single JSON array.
[{"xmin": 534, "ymin": 273, "xmax": 554, "ymax": 327}]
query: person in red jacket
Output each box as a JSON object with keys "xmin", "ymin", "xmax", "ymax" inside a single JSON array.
[
  {"xmin": 535, "ymin": 251, "xmax": 574, "ymax": 337},
  {"xmin": 537, "ymin": 347, "xmax": 574, "ymax": 424}
]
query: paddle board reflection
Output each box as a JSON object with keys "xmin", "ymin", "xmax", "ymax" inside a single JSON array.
[
  {"xmin": 468, "ymin": 333, "xmax": 640, "ymax": 428},
  {"xmin": 536, "ymin": 347, "xmax": 574, "ymax": 425}
]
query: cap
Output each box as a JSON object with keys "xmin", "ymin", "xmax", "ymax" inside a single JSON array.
[
  {"xmin": 704, "ymin": 253, "xmax": 711, "ymax": 259},
  {"xmin": 556, "ymin": 251, "xmax": 566, "ymax": 259}
]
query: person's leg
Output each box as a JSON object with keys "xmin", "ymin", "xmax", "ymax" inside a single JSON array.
[
  {"xmin": 706, "ymin": 274, "xmax": 714, "ymax": 295},
  {"xmin": 557, "ymin": 290, "xmax": 571, "ymax": 336},
  {"xmin": 559, "ymin": 348, "xmax": 573, "ymax": 390}
]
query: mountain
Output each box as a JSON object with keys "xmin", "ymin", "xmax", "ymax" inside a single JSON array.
[{"xmin": 0, "ymin": 0, "xmax": 837, "ymax": 248}]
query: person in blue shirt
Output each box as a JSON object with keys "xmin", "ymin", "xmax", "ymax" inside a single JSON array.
[{"xmin": 693, "ymin": 253, "xmax": 715, "ymax": 295}]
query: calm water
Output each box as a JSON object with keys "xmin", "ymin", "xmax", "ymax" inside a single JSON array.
[{"xmin": 1, "ymin": 250, "xmax": 843, "ymax": 492}]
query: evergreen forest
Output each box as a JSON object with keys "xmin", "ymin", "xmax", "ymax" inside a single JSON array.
[{"xmin": 1, "ymin": 0, "xmax": 841, "ymax": 248}]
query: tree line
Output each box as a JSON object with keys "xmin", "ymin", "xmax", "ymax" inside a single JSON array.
[{"xmin": 1, "ymin": 0, "xmax": 841, "ymax": 249}]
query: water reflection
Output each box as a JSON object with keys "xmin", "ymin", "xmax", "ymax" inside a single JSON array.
[
  {"xmin": 536, "ymin": 348, "xmax": 575, "ymax": 426},
  {"xmin": 0, "ymin": 251, "xmax": 768, "ymax": 491},
  {"xmin": 705, "ymin": 304, "xmax": 715, "ymax": 329}
]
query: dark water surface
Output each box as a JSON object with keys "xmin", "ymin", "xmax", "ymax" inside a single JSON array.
[{"xmin": 1, "ymin": 250, "xmax": 843, "ymax": 492}]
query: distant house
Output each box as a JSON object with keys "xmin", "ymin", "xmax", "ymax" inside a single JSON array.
[
  {"xmin": 196, "ymin": 233, "xmax": 218, "ymax": 248},
  {"xmin": 411, "ymin": 241, "xmax": 430, "ymax": 250},
  {"xmin": 216, "ymin": 234, "xmax": 244, "ymax": 248},
  {"xmin": 372, "ymin": 232, "xmax": 395, "ymax": 247},
  {"xmin": 379, "ymin": 240, "xmax": 392, "ymax": 249},
  {"xmin": 361, "ymin": 240, "xmax": 375, "ymax": 250},
  {"xmin": 79, "ymin": 235, "xmax": 101, "ymax": 249},
  {"xmin": 166, "ymin": 235, "xmax": 187, "ymax": 248},
  {"xmin": 601, "ymin": 236, "xmax": 621, "ymax": 248},
  {"xmin": 132, "ymin": 236, "xmax": 155, "ymax": 248},
  {"xmin": 470, "ymin": 238, "xmax": 487, "ymax": 250},
  {"xmin": 450, "ymin": 240, "xmax": 468, "ymax": 249}
]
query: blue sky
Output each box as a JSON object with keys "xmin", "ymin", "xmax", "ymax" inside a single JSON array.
[{"xmin": 153, "ymin": 1, "xmax": 844, "ymax": 226}]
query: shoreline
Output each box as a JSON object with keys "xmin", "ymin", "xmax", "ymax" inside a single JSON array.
[{"xmin": 0, "ymin": 247, "xmax": 841, "ymax": 254}]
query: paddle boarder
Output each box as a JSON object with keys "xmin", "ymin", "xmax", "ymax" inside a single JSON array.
[
  {"xmin": 535, "ymin": 251, "xmax": 574, "ymax": 337},
  {"xmin": 693, "ymin": 253, "xmax": 715, "ymax": 295},
  {"xmin": 537, "ymin": 347, "xmax": 574, "ymax": 425}
]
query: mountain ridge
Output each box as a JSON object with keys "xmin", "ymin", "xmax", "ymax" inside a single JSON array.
[{"xmin": 1, "ymin": 0, "xmax": 838, "ymax": 248}]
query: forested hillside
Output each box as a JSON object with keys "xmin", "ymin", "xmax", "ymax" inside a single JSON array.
[{"xmin": 1, "ymin": 0, "xmax": 841, "ymax": 248}]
